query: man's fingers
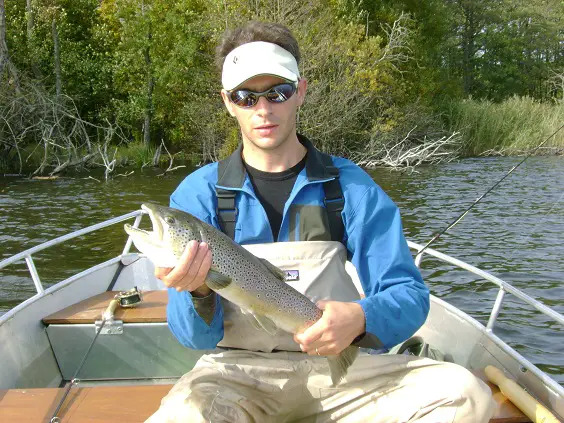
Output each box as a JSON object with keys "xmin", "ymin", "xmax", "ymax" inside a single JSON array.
[
  {"xmin": 295, "ymin": 319, "xmax": 325, "ymax": 347},
  {"xmin": 164, "ymin": 240, "xmax": 199, "ymax": 284},
  {"xmin": 196, "ymin": 249, "xmax": 212, "ymax": 282},
  {"xmin": 310, "ymin": 343, "xmax": 340, "ymax": 357},
  {"xmin": 154, "ymin": 267, "xmax": 172, "ymax": 280},
  {"xmin": 172, "ymin": 245, "xmax": 212, "ymax": 292},
  {"xmin": 316, "ymin": 300, "xmax": 328, "ymax": 310},
  {"xmin": 301, "ymin": 341, "xmax": 334, "ymax": 356},
  {"xmin": 183, "ymin": 242, "xmax": 209, "ymax": 281}
]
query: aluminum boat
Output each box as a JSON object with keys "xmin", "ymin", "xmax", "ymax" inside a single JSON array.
[{"xmin": 0, "ymin": 209, "xmax": 562, "ymax": 422}]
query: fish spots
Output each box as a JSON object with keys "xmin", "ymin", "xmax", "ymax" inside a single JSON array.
[{"xmin": 151, "ymin": 205, "xmax": 323, "ymax": 326}]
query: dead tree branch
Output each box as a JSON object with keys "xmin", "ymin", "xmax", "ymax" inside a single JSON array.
[
  {"xmin": 375, "ymin": 13, "xmax": 413, "ymax": 73},
  {"xmin": 97, "ymin": 143, "xmax": 117, "ymax": 181},
  {"xmin": 356, "ymin": 130, "xmax": 462, "ymax": 169},
  {"xmin": 157, "ymin": 139, "xmax": 185, "ymax": 177},
  {"xmin": 0, "ymin": 76, "xmax": 127, "ymax": 175},
  {"xmin": 547, "ymin": 69, "xmax": 564, "ymax": 101}
]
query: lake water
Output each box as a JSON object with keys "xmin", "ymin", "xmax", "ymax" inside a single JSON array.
[{"xmin": 0, "ymin": 156, "xmax": 563, "ymax": 384}]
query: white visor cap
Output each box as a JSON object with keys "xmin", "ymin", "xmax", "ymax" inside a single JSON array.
[{"xmin": 222, "ymin": 41, "xmax": 300, "ymax": 91}]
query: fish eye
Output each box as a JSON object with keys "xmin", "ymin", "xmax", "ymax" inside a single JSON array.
[{"xmin": 165, "ymin": 216, "xmax": 175, "ymax": 225}]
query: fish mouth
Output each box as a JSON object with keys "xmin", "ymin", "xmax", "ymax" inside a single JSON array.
[{"xmin": 124, "ymin": 203, "xmax": 165, "ymax": 246}]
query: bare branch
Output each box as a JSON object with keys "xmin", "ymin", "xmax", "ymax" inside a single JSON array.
[
  {"xmin": 547, "ymin": 69, "xmax": 564, "ymax": 101},
  {"xmin": 116, "ymin": 170, "xmax": 134, "ymax": 178},
  {"xmin": 375, "ymin": 13, "xmax": 414, "ymax": 73},
  {"xmin": 0, "ymin": 75, "xmax": 126, "ymax": 176},
  {"xmin": 157, "ymin": 139, "xmax": 186, "ymax": 177},
  {"xmin": 96, "ymin": 144, "xmax": 117, "ymax": 181},
  {"xmin": 357, "ymin": 131, "xmax": 462, "ymax": 168}
]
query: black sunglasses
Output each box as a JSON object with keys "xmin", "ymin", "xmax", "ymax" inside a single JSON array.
[{"xmin": 227, "ymin": 82, "xmax": 298, "ymax": 108}]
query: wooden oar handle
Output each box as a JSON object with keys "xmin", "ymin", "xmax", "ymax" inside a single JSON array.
[
  {"xmin": 485, "ymin": 365, "xmax": 561, "ymax": 423},
  {"xmin": 102, "ymin": 299, "xmax": 119, "ymax": 321}
]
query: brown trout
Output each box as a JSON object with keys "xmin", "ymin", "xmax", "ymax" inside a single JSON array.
[{"xmin": 124, "ymin": 203, "xmax": 358, "ymax": 385}]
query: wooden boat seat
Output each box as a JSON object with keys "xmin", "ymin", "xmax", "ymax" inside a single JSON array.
[
  {"xmin": 42, "ymin": 290, "xmax": 168, "ymax": 324},
  {"xmin": 41, "ymin": 290, "xmax": 202, "ymax": 382},
  {"xmin": 0, "ymin": 378, "xmax": 531, "ymax": 423}
]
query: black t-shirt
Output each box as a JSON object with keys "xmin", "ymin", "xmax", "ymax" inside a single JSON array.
[{"xmin": 244, "ymin": 154, "xmax": 307, "ymax": 241}]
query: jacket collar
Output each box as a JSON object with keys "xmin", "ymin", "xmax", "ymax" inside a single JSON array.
[{"xmin": 216, "ymin": 134, "xmax": 333, "ymax": 189}]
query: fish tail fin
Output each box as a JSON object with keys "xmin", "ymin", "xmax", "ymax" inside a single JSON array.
[{"xmin": 327, "ymin": 345, "xmax": 359, "ymax": 386}]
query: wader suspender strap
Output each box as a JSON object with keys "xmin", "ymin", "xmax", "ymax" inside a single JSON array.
[
  {"xmin": 320, "ymin": 153, "xmax": 345, "ymax": 243},
  {"xmin": 216, "ymin": 185, "xmax": 237, "ymax": 240},
  {"xmin": 215, "ymin": 153, "xmax": 345, "ymax": 242}
]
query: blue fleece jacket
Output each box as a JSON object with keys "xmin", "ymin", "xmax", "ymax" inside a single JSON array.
[{"xmin": 166, "ymin": 141, "xmax": 429, "ymax": 350}]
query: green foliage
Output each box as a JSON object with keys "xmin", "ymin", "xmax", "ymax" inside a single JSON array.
[
  {"xmin": 101, "ymin": 0, "xmax": 209, "ymax": 144},
  {"xmin": 5, "ymin": 0, "xmax": 114, "ymax": 118},
  {"xmin": 115, "ymin": 141, "xmax": 156, "ymax": 167},
  {"xmin": 442, "ymin": 96, "xmax": 564, "ymax": 155},
  {"xmin": 218, "ymin": 125, "xmax": 241, "ymax": 160},
  {"xmin": 2, "ymin": 0, "xmax": 563, "ymax": 173}
]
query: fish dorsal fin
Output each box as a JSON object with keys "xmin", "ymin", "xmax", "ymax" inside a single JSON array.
[{"xmin": 259, "ymin": 258, "xmax": 287, "ymax": 281}]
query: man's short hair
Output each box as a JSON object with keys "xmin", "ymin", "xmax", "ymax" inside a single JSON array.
[{"xmin": 216, "ymin": 21, "xmax": 300, "ymax": 73}]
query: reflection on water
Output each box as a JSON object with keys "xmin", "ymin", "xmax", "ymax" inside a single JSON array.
[{"xmin": 1, "ymin": 157, "xmax": 563, "ymax": 384}]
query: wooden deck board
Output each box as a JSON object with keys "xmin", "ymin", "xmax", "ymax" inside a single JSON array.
[
  {"xmin": 0, "ymin": 385, "xmax": 173, "ymax": 422},
  {"xmin": 0, "ymin": 380, "xmax": 533, "ymax": 423},
  {"xmin": 42, "ymin": 290, "xmax": 168, "ymax": 324}
]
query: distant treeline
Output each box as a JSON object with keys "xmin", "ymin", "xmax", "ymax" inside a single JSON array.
[{"xmin": 0, "ymin": 0, "xmax": 563, "ymax": 175}]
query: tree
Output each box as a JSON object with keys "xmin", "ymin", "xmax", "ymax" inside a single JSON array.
[
  {"xmin": 101, "ymin": 0, "xmax": 208, "ymax": 148},
  {"xmin": 0, "ymin": 0, "xmax": 9, "ymax": 77}
]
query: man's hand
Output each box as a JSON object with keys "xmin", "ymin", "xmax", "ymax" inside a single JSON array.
[
  {"xmin": 294, "ymin": 300, "xmax": 365, "ymax": 356},
  {"xmin": 154, "ymin": 240, "xmax": 212, "ymax": 296}
]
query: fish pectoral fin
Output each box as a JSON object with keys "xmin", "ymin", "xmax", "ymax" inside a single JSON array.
[
  {"xmin": 327, "ymin": 345, "xmax": 359, "ymax": 386},
  {"xmin": 238, "ymin": 308, "xmax": 259, "ymax": 329},
  {"xmin": 258, "ymin": 258, "xmax": 287, "ymax": 281},
  {"xmin": 250, "ymin": 313, "xmax": 279, "ymax": 335},
  {"xmin": 247, "ymin": 314, "xmax": 262, "ymax": 331},
  {"xmin": 205, "ymin": 267, "xmax": 232, "ymax": 290}
]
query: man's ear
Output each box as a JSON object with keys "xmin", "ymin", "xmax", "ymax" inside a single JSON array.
[
  {"xmin": 221, "ymin": 90, "xmax": 237, "ymax": 117},
  {"xmin": 296, "ymin": 79, "xmax": 307, "ymax": 107}
]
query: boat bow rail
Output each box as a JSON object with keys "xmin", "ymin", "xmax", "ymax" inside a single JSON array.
[
  {"xmin": 409, "ymin": 241, "xmax": 564, "ymax": 329},
  {"xmin": 0, "ymin": 210, "xmax": 143, "ymax": 299},
  {"xmin": 3, "ymin": 209, "xmax": 561, "ymax": 324}
]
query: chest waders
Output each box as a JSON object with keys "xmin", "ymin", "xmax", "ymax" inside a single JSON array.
[{"xmin": 213, "ymin": 150, "xmax": 354, "ymax": 351}]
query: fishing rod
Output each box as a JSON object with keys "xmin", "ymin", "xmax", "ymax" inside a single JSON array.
[{"xmin": 415, "ymin": 122, "xmax": 564, "ymax": 259}]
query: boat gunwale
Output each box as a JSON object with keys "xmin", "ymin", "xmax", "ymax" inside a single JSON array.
[
  {"xmin": 0, "ymin": 255, "xmax": 124, "ymax": 325},
  {"xmin": 408, "ymin": 240, "xmax": 564, "ymax": 327},
  {"xmin": 0, "ymin": 210, "xmax": 142, "ymax": 271},
  {"xmin": 2, "ymin": 210, "xmax": 562, "ymax": 326},
  {"xmin": 427, "ymin": 294, "xmax": 564, "ymax": 398}
]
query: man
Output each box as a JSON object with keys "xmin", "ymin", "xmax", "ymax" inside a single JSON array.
[{"xmin": 147, "ymin": 21, "xmax": 495, "ymax": 423}]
